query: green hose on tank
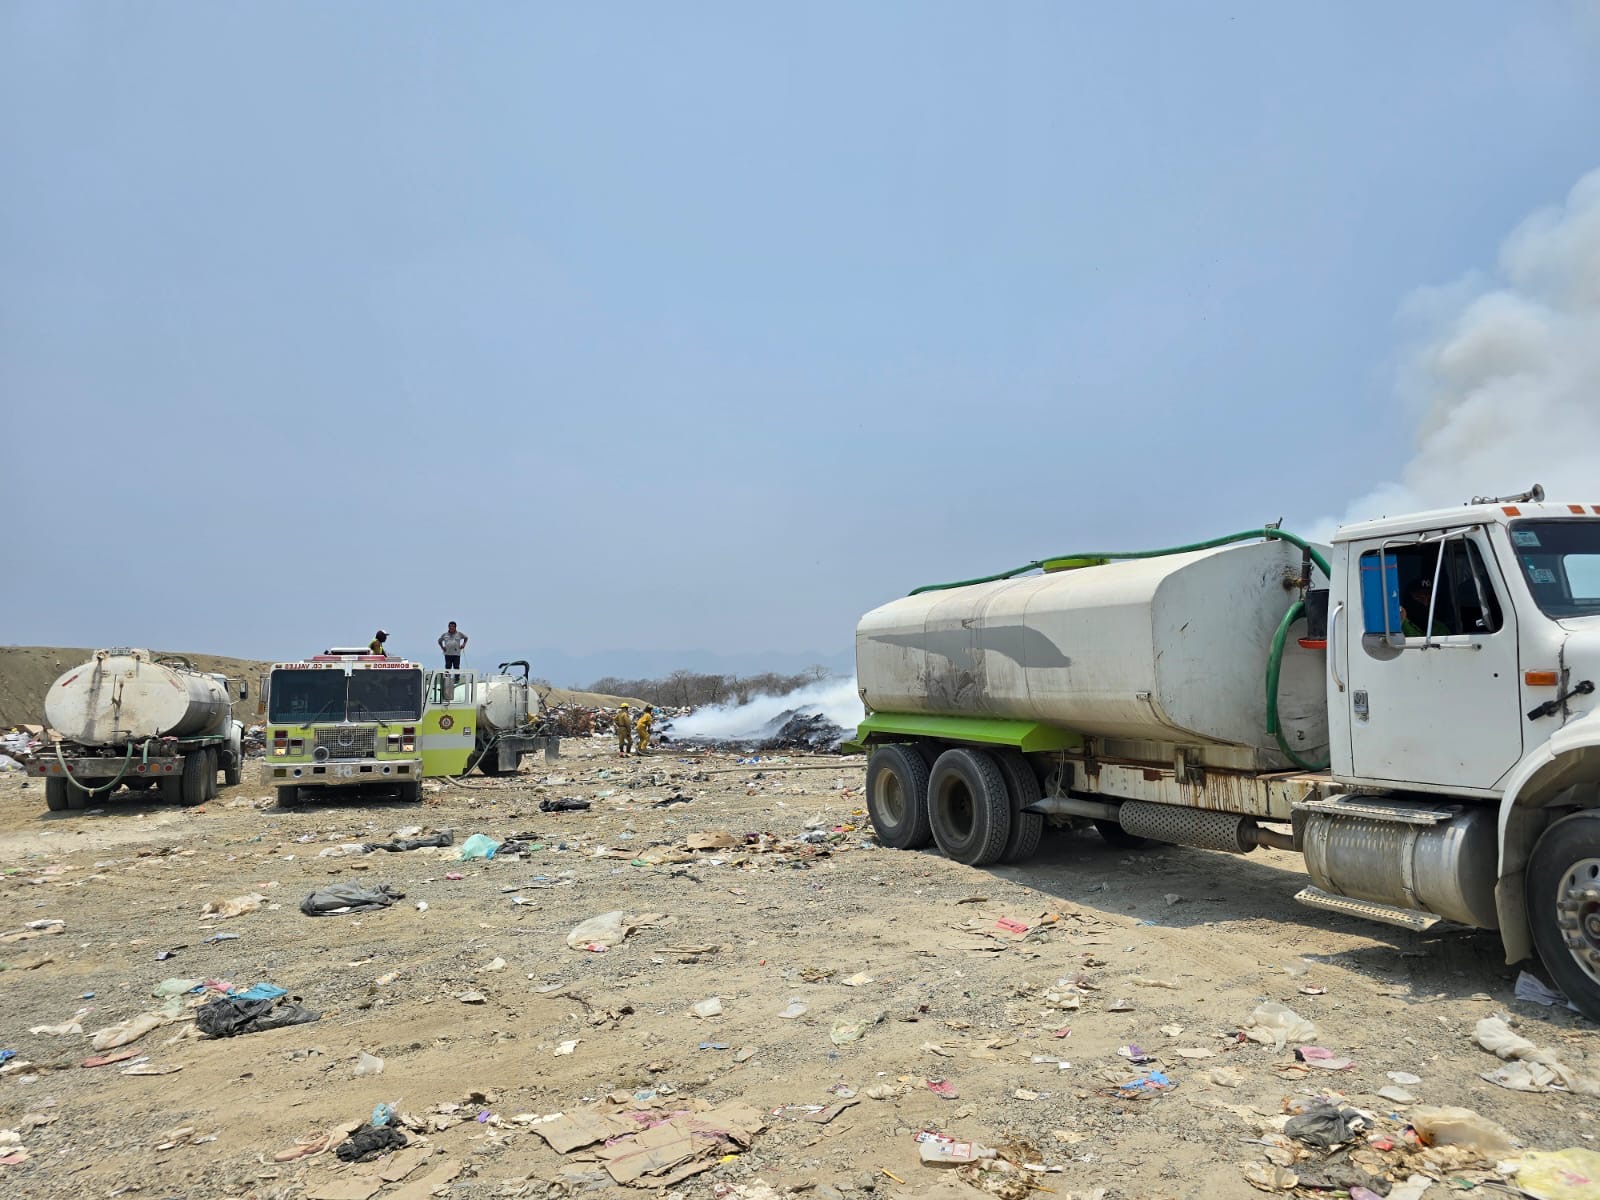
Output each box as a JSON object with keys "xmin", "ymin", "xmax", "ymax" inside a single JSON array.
[
  {"xmin": 908, "ymin": 528, "xmax": 1332, "ymax": 595},
  {"xmin": 909, "ymin": 526, "xmax": 1334, "ymax": 774}
]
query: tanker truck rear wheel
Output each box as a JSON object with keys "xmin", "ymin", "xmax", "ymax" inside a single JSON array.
[
  {"xmin": 223, "ymin": 751, "xmax": 241, "ymax": 787},
  {"xmin": 45, "ymin": 776, "xmax": 69, "ymax": 812},
  {"xmin": 928, "ymin": 748, "xmax": 1011, "ymax": 867},
  {"xmin": 202, "ymin": 749, "xmax": 219, "ymax": 801},
  {"xmin": 1526, "ymin": 811, "xmax": 1600, "ymax": 1023},
  {"xmin": 992, "ymin": 749, "xmax": 1043, "ymax": 864},
  {"xmin": 865, "ymin": 744, "xmax": 933, "ymax": 849},
  {"xmin": 179, "ymin": 752, "xmax": 207, "ymax": 806}
]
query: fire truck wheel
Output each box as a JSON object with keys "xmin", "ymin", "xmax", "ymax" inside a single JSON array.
[
  {"xmin": 865, "ymin": 744, "xmax": 933, "ymax": 850},
  {"xmin": 179, "ymin": 752, "xmax": 207, "ymax": 806},
  {"xmin": 45, "ymin": 776, "xmax": 69, "ymax": 812},
  {"xmin": 1526, "ymin": 810, "xmax": 1600, "ymax": 1023},
  {"xmin": 992, "ymin": 749, "xmax": 1043, "ymax": 864},
  {"xmin": 928, "ymin": 748, "xmax": 1011, "ymax": 867},
  {"xmin": 275, "ymin": 785, "xmax": 300, "ymax": 806},
  {"xmin": 398, "ymin": 780, "xmax": 423, "ymax": 803}
]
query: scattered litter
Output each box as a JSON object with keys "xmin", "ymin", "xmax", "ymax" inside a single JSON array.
[
  {"xmin": 1208, "ymin": 1066, "xmax": 1245, "ymax": 1088},
  {"xmin": 201, "ymin": 893, "xmax": 265, "ymax": 920},
  {"xmin": 1515, "ymin": 970, "xmax": 1578, "ymax": 1011},
  {"xmin": 1513, "ymin": 1147, "xmax": 1600, "ymax": 1200},
  {"xmin": 776, "ymin": 999, "xmax": 807, "ymax": 1020},
  {"xmin": 1130, "ymin": 975, "xmax": 1179, "ymax": 990},
  {"xmin": 567, "ymin": 911, "xmax": 633, "ymax": 952},
  {"xmin": 1242, "ymin": 1001, "xmax": 1316, "ymax": 1049},
  {"xmin": 1283, "ymin": 1100, "xmax": 1368, "ymax": 1148},
  {"xmin": 1242, "ymin": 1162, "xmax": 1298, "ymax": 1192},
  {"xmin": 830, "ymin": 1019, "xmax": 869, "ymax": 1046},
  {"xmin": 841, "ymin": 972, "xmax": 874, "ymax": 987},
  {"xmin": 917, "ymin": 1130, "xmax": 995, "ymax": 1166},
  {"xmin": 90, "ymin": 998, "xmax": 187, "ymax": 1049},
  {"xmin": 483, "ymin": 957, "xmax": 506, "ymax": 972},
  {"xmin": 1111, "ymin": 1070, "xmax": 1174, "ymax": 1098},
  {"xmin": 1299, "ymin": 985, "xmax": 1328, "ymax": 996},
  {"xmin": 927, "ymin": 1079, "xmax": 959, "ymax": 1099},
  {"xmin": 456, "ymin": 990, "xmax": 487, "ymax": 1005},
  {"xmin": 1473, "ymin": 1015, "xmax": 1600, "ymax": 1094},
  {"xmin": 336, "ymin": 1123, "xmax": 407, "ymax": 1164},
  {"xmin": 554, "ymin": 1039, "xmax": 580, "ymax": 1056},
  {"xmin": 1106, "ymin": 997, "xmax": 1133, "ymax": 1012},
  {"xmin": 691, "ymin": 997, "xmax": 723, "ymax": 1019},
  {"xmin": 353, "ymin": 1053, "xmax": 384, "ymax": 1077},
  {"xmin": 1295, "ymin": 1045, "xmax": 1354, "ymax": 1070},
  {"xmin": 459, "ymin": 834, "xmax": 501, "ymax": 860},
  {"xmin": 1387, "ymin": 1070, "xmax": 1422, "ymax": 1085},
  {"xmin": 1410, "ymin": 1104, "xmax": 1516, "ymax": 1156},
  {"xmin": 363, "ymin": 831, "xmax": 452, "ymax": 853},
  {"xmin": 197, "ymin": 995, "xmax": 320, "ymax": 1038},
  {"xmin": 1377, "ymin": 1085, "xmax": 1415, "ymax": 1104},
  {"xmin": 540, "ymin": 797, "xmax": 591, "ymax": 812},
  {"xmin": 300, "ymin": 883, "xmax": 404, "ymax": 916}
]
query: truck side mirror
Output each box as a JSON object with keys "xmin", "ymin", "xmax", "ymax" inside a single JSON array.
[
  {"xmin": 1359, "ymin": 551, "xmax": 1405, "ymax": 648},
  {"xmin": 239, "ymin": 681, "xmax": 249, "ymax": 700}
]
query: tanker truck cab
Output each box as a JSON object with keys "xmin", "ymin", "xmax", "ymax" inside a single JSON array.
[{"xmin": 855, "ymin": 488, "xmax": 1600, "ymax": 1019}]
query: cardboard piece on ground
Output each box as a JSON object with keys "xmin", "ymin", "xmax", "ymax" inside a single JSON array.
[
  {"xmin": 378, "ymin": 1146, "xmax": 435, "ymax": 1182},
  {"xmin": 385, "ymin": 1159, "xmax": 461, "ymax": 1200},
  {"xmin": 305, "ymin": 1175, "xmax": 382, "ymax": 1200},
  {"xmin": 531, "ymin": 1110, "xmax": 638, "ymax": 1154},
  {"xmin": 686, "ymin": 832, "xmax": 738, "ymax": 851},
  {"xmin": 601, "ymin": 1120, "xmax": 698, "ymax": 1184},
  {"xmin": 598, "ymin": 1102, "xmax": 765, "ymax": 1187}
]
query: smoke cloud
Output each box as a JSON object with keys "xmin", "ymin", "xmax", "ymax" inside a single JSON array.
[
  {"xmin": 668, "ymin": 676, "xmax": 863, "ymax": 740},
  {"xmin": 1315, "ymin": 169, "xmax": 1600, "ymax": 536}
]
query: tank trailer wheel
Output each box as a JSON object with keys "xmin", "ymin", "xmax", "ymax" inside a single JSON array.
[
  {"xmin": 1526, "ymin": 810, "xmax": 1600, "ymax": 1023},
  {"xmin": 224, "ymin": 751, "xmax": 242, "ymax": 787},
  {"xmin": 178, "ymin": 752, "xmax": 208, "ymax": 807},
  {"xmin": 1095, "ymin": 819, "xmax": 1154, "ymax": 849},
  {"xmin": 159, "ymin": 772, "xmax": 182, "ymax": 803},
  {"xmin": 928, "ymin": 748, "xmax": 1011, "ymax": 867},
  {"xmin": 865, "ymin": 744, "xmax": 934, "ymax": 849},
  {"xmin": 477, "ymin": 747, "xmax": 505, "ymax": 777},
  {"xmin": 275, "ymin": 785, "xmax": 300, "ymax": 806},
  {"xmin": 65, "ymin": 780, "xmax": 91, "ymax": 810},
  {"xmin": 45, "ymin": 776, "xmax": 69, "ymax": 812},
  {"xmin": 991, "ymin": 749, "xmax": 1043, "ymax": 864}
]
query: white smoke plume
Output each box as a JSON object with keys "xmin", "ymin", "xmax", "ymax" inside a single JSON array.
[
  {"xmin": 668, "ymin": 675, "xmax": 863, "ymax": 741},
  {"xmin": 1316, "ymin": 168, "xmax": 1600, "ymax": 536}
]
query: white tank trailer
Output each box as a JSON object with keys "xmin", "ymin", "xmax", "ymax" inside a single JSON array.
[
  {"xmin": 470, "ymin": 661, "xmax": 558, "ymax": 774},
  {"xmin": 29, "ymin": 649, "xmax": 245, "ymax": 812},
  {"xmin": 855, "ymin": 499, "xmax": 1600, "ymax": 1020}
]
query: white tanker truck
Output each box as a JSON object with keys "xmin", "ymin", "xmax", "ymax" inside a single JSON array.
[
  {"xmin": 469, "ymin": 660, "xmax": 560, "ymax": 775},
  {"xmin": 28, "ymin": 649, "xmax": 245, "ymax": 811},
  {"xmin": 855, "ymin": 487, "xmax": 1600, "ymax": 1019}
]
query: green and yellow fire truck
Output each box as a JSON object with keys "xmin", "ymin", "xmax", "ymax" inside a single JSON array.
[{"xmin": 260, "ymin": 648, "xmax": 478, "ymax": 803}]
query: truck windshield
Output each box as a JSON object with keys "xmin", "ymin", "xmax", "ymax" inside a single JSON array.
[
  {"xmin": 1511, "ymin": 520, "xmax": 1600, "ymax": 619},
  {"xmin": 347, "ymin": 669, "xmax": 424, "ymax": 721},
  {"xmin": 268, "ymin": 671, "xmax": 347, "ymax": 723}
]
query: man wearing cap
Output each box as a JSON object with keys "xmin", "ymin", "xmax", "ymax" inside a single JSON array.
[{"xmin": 369, "ymin": 630, "xmax": 389, "ymax": 655}]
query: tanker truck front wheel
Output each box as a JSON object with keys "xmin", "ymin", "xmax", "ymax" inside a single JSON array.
[
  {"xmin": 928, "ymin": 748, "xmax": 1011, "ymax": 867},
  {"xmin": 1526, "ymin": 811, "xmax": 1600, "ymax": 1022},
  {"xmin": 866, "ymin": 745, "xmax": 933, "ymax": 849}
]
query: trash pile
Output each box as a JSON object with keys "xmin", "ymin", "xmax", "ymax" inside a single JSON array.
[
  {"xmin": 0, "ymin": 726, "xmax": 43, "ymax": 770},
  {"xmin": 672, "ymin": 707, "xmax": 848, "ymax": 754}
]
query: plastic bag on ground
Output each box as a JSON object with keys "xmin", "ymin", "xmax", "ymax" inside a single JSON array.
[
  {"xmin": 90, "ymin": 998, "xmax": 186, "ymax": 1050},
  {"xmin": 299, "ymin": 883, "xmax": 405, "ymax": 916},
  {"xmin": 1513, "ymin": 1147, "xmax": 1600, "ymax": 1200},
  {"xmin": 201, "ymin": 893, "xmax": 266, "ymax": 919},
  {"xmin": 566, "ymin": 911, "xmax": 629, "ymax": 951},
  {"xmin": 196, "ymin": 996, "xmax": 321, "ymax": 1038},
  {"xmin": 1242, "ymin": 1002, "xmax": 1316, "ymax": 1049},
  {"xmin": 1473, "ymin": 1016, "xmax": 1600, "ymax": 1095},
  {"xmin": 1283, "ymin": 1101, "xmax": 1368, "ymax": 1148},
  {"xmin": 1409, "ymin": 1105, "xmax": 1516, "ymax": 1156},
  {"xmin": 459, "ymin": 834, "xmax": 501, "ymax": 861}
]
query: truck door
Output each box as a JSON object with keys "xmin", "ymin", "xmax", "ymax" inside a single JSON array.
[{"xmin": 1344, "ymin": 527, "xmax": 1522, "ymax": 792}]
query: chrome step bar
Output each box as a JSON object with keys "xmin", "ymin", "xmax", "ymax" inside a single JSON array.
[{"xmin": 1294, "ymin": 885, "xmax": 1440, "ymax": 931}]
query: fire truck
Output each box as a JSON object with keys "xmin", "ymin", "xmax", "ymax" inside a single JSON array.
[{"xmin": 260, "ymin": 648, "xmax": 476, "ymax": 803}]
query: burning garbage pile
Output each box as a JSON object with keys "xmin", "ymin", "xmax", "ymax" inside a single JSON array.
[{"xmin": 664, "ymin": 678, "xmax": 861, "ymax": 754}]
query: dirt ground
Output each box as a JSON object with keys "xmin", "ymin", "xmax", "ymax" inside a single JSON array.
[{"xmin": 2, "ymin": 734, "xmax": 1597, "ymax": 1200}]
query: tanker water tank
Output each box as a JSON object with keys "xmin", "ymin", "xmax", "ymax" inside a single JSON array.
[
  {"xmin": 856, "ymin": 540, "xmax": 1328, "ymax": 763},
  {"xmin": 44, "ymin": 650, "xmax": 233, "ymax": 745}
]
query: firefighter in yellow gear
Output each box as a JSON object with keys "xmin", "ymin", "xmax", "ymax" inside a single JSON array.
[
  {"xmin": 613, "ymin": 703, "xmax": 633, "ymax": 756},
  {"xmin": 634, "ymin": 705, "xmax": 655, "ymax": 755}
]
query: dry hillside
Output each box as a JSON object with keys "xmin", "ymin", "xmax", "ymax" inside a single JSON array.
[{"xmin": 0, "ymin": 646, "xmax": 274, "ymax": 728}]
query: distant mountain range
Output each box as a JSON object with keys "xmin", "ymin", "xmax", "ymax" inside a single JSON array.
[{"xmin": 459, "ymin": 646, "xmax": 856, "ymax": 688}]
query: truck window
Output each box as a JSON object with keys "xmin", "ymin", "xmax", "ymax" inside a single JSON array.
[
  {"xmin": 1359, "ymin": 535, "xmax": 1502, "ymax": 641},
  {"xmin": 1511, "ymin": 519, "xmax": 1600, "ymax": 619},
  {"xmin": 348, "ymin": 669, "xmax": 424, "ymax": 721},
  {"xmin": 268, "ymin": 671, "xmax": 346, "ymax": 723}
]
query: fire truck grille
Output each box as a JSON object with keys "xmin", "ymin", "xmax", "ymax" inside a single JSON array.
[{"xmin": 315, "ymin": 727, "xmax": 375, "ymax": 759}]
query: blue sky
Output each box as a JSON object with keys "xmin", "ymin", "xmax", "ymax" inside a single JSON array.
[{"xmin": 3, "ymin": 4, "xmax": 1598, "ymax": 682}]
